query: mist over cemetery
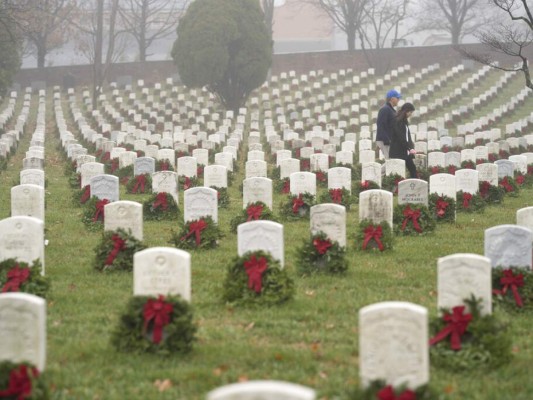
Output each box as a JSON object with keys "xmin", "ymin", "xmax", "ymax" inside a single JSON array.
[{"xmin": 3, "ymin": 50, "xmax": 533, "ymax": 400}]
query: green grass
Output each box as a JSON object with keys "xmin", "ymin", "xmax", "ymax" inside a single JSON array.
[{"xmin": 1, "ymin": 67, "xmax": 533, "ymax": 399}]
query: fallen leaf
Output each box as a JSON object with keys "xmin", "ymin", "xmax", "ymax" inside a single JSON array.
[
  {"xmin": 326, "ymin": 323, "xmax": 335, "ymax": 329},
  {"xmin": 154, "ymin": 379, "xmax": 172, "ymax": 392},
  {"xmin": 213, "ymin": 364, "xmax": 229, "ymax": 376},
  {"xmin": 274, "ymin": 353, "xmax": 283, "ymax": 361},
  {"xmin": 318, "ymin": 371, "xmax": 328, "ymax": 379},
  {"xmin": 238, "ymin": 375, "xmax": 248, "ymax": 382},
  {"xmin": 444, "ymin": 385, "xmax": 454, "ymax": 394},
  {"xmin": 512, "ymin": 346, "xmax": 520, "ymax": 353},
  {"xmin": 244, "ymin": 322, "xmax": 255, "ymax": 331},
  {"xmin": 68, "ymin": 283, "xmax": 77, "ymax": 291},
  {"xmin": 305, "ymin": 290, "xmax": 315, "ymax": 297},
  {"xmin": 310, "ymin": 342, "xmax": 321, "ymax": 352}
]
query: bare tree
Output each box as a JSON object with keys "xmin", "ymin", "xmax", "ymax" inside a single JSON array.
[
  {"xmin": 119, "ymin": 0, "xmax": 189, "ymax": 62},
  {"xmin": 11, "ymin": 0, "xmax": 76, "ymax": 68},
  {"xmin": 459, "ymin": 0, "xmax": 533, "ymax": 90},
  {"xmin": 308, "ymin": 0, "xmax": 369, "ymax": 51},
  {"xmin": 417, "ymin": 0, "xmax": 485, "ymax": 45}
]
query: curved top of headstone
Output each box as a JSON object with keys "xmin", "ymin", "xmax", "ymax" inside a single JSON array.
[{"xmin": 206, "ymin": 380, "xmax": 315, "ymax": 400}]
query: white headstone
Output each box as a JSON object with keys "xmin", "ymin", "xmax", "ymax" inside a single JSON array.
[
  {"xmin": 243, "ymin": 177, "xmax": 273, "ymax": 209},
  {"xmin": 90, "ymin": 174, "xmax": 119, "ymax": 202},
  {"xmin": 207, "ymin": 380, "xmax": 315, "ymax": 400},
  {"xmin": 484, "ymin": 224, "xmax": 532, "ymax": 268},
  {"xmin": 289, "ymin": 172, "xmax": 316, "ymax": 197},
  {"xmin": 0, "ymin": 216, "xmax": 45, "ymax": 273},
  {"xmin": 152, "ymin": 171, "xmax": 179, "ymax": 205},
  {"xmin": 359, "ymin": 189, "xmax": 393, "ymax": 227},
  {"xmin": 238, "ymin": 221, "xmax": 284, "ymax": 267},
  {"xmin": 398, "ymin": 179, "xmax": 428, "ymax": 206},
  {"xmin": 104, "ymin": 201, "xmax": 143, "ymax": 240},
  {"xmin": 310, "ymin": 204, "xmax": 346, "ymax": 246},
  {"xmin": 11, "ymin": 184, "xmax": 45, "ymax": 221},
  {"xmin": 184, "ymin": 187, "xmax": 218, "ymax": 223}
]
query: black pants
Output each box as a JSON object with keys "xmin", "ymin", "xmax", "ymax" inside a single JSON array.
[{"xmin": 405, "ymin": 156, "xmax": 417, "ymax": 178}]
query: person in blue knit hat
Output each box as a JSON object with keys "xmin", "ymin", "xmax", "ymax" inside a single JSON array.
[{"xmin": 376, "ymin": 89, "xmax": 401, "ymax": 162}]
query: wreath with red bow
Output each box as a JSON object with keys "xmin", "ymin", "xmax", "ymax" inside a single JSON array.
[
  {"xmin": 81, "ymin": 196, "xmax": 111, "ymax": 231},
  {"xmin": 126, "ymin": 173, "xmax": 153, "ymax": 194},
  {"xmin": 170, "ymin": 216, "xmax": 222, "ymax": 250},
  {"xmin": 178, "ymin": 175, "xmax": 199, "ymax": 191},
  {"xmin": 155, "ymin": 159, "xmax": 174, "ymax": 172},
  {"xmin": 93, "ymin": 229, "xmax": 146, "ymax": 272},
  {"xmin": 455, "ymin": 191, "xmax": 485, "ymax": 213},
  {"xmin": 478, "ymin": 181, "xmax": 505, "ymax": 204},
  {"xmin": 295, "ymin": 232, "xmax": 347, "ymax": 274},
  {"xmin": 229, "ymin": 202, "xmax": 277, "ymax": 233},
  {"xmin": 498, "ymin": 176, "xmax": 519, "ymax": 197},
  {"xmin": 356, "ymin": 220, "xmax": 393, "ymax": 252},
  {"xmin": 353, "ymin": 180, "xmax": 380, "ymax": 199},
  {"xmin": 428, "ymin": 194, "xmax": 455, "ymax": 223},
  {"xmin": 280, "ymin": 192, "xmax": 316, "ymax": 220},
  {"xmin": 492, "ymin": 267, "xmax": 533, "ymax": 312},
  {"xmin": 318, "ymin": 187, "xmax": 353, "ymax": 209},
  {"xmin": 222, "ymin": 251, "xmax": 294, "ymax": 306},
  {"xmin": 381, "ymin": 174, "xmax": 404, "ymax": 195},
  {"xmin": 275, "ymin": 177, "xmax": 291, "ymax": 194},
  {"xmin": 72, "ymin": 184, "xmax": 91, "ymax": 206},
  {"xmin": 352, "ymin": 380, "xmax": 436, "ymax": 400},
  {"xmin": 111, "ymin": 294, "xmax": 196, "ymax": 355},
  {"xmin": 142, "ymin": 192, "xmax": 180, "ymax": 221},
  {"xmin": 393, "ymin": 204, "xmax": 435, "ymax": 235},
  {"xmin": 0, "ymin": 362, "xmax": 48, "ymax": 400},
  {"xmin": 210, "ymin": 186, "xmax": 230, "ymax": 208},
  {"xmin": 429, "ymin": 296, "xmax": 512, "ymax": 371},
  {"xmin": 0, "ymin": 259, "xmax": 49, "ymax": 298}
]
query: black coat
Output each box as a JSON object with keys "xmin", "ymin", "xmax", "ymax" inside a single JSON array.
[{"xmin": 389, "ymin": 118, "xmax": 414, "ymax": 160}]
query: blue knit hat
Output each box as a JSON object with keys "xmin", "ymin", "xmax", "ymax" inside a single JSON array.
[{"xmin": 386, "ymin": 89, "xmax": 402, "ymax": 99}]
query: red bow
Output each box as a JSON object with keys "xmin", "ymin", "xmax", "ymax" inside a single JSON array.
[
  {"xmin": 313, "ymin": 238, "xmax": 332, "ymax": 255},
  {"xmin": 431, "ymin": 166, "xmax": 440, "ymax": 174},
  {"xmin": 180, "ymin": 219, "xmax": 207, "ymax": 246},
  {"xmin": 462, "ymin": 193, "xmax": 472, "ymax": 208},
  {"xmin": 143, "ymin": 295, "xmax": 173, "ymax": 344},
  {"xmin": 93, "ymin": 199, "xmax": 110, "ymax": 222},
  {"xmin": 499, "ymin": 177, "xmax": 513, "ymax": 192},
  {"xmin": 329, "ymin": 188, "xmax": 342, "ymax": 203},
  {"xmin": 493, "ymin": 269, "xmax": 524, "ymax": 307},
  {"xmin": 160, "ymin": 161, "xmax": 169, "ymax": 171},
  {"xmin": 183, "ymin": 177, "xmax": 191, "ymax": 190},
  {"xmin": 105, "ymin": 234, "xmax": 126, "ymax": 265},
  {"xmin": 429, "ymin": 306, "xmax": 472, "ymax": 350},
  {"xmin": 447, "ymin": 166, "xmax": 456, "ymax": 175},
  {"xmin": 435, "ymin": 198, "xmax": 449, "ymax": 217},
  {"xmin": 516, "ymin": 175, "xmax": 525, "ymax": 185},
  {"xmin": 243, "ymin": 254, "xmax": 268, "ymax": 293},
  {"xmin": 360, "ymin": 181, "xmax": 369, "ymax": 189},
  {"xmin": 80, "ymin": 185, "xmax": 91, "ymax": 204},
  {"xmin": 2, "ymin": 265, "xmax": 30, "ymax": 293},
  {"xmin": 132, "ymin": 175, "xmax": 146, "ymax": 193},
  {"xmin": 101, "ymin": 152, "xmax": 111, "ymax": 162},
  {"xmin": 377, "ymin": 385, "xmax": 416, "ymax": 400},
  {"xmin": 302, "ymin": 160, "xmax": 310, "ymax": 171},
  {"xmin": 316, "ymin": 171, "xmax": 326, "ymax": 182},
  {"xmin": 110, "ymin": 159, "xmax": 119, "ymax": 173},
  {"xmin": 401, "ymin": 206, "xmax": 422, "ymax": 233},
  {"xmin": 282, "ymin": 180, "xmax": 290, "ymax": 194},
  {"xmin": 153, "ymin": 192, "xmax": 168, "ymax": 211},
  {"xmin": 480, "ymin": 181, "xmax": 491, "ymax": 198},
  {"xmin": 362, "ymin": 225, "xmax": 384, "ymax": 251},
  {"xmin": 292, "ymin": 195, "xmax": 304, "ymax": 214},
  {"xmin": 0, "ymin": 364, "xmax": 39, "ymax": 400},
  {"xmin": 246, "ymin": 204, "xmax": 263, "ymax": 221}
]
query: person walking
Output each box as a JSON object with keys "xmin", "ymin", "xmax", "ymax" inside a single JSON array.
[
  {"xmin": 390, "ymin": 102, "xmax": 417, "ymax": 178},
  {"xmin": 376, "ymin": 89, "xmax": 401, "ymax": 160}
]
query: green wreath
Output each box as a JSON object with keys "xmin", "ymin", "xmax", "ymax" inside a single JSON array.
[
  {"xmin": 212, "ymin": 186, "xmax": 230, "ymax": 208},
  {"xmin": 356, "ymin": 220, "xmax": 393, "ymax": 251},
  {"xmin": 429, "ymin": 296, "xmax": 512, "ymax": 371},
  {"xmin": 275, "ymin": 177, "xmax": 291, "ymax": 194},
  {"xmin": 393, "ymin": 204, "xmax": 436, "ymax": 235},
  {"xmin": 155, "ymin": 159, "xmax": 174, "ymax": 172},
  {"xmin": 350, "ymin": 380, "xmax": 436, "ymax": 400},
  {"xmin": 68, "ymin": 172, "xmax": 81, "ymax": 189},
  {"xmin": 295, "ymin": 232, "xmax": 347, "ymax": 274},
  {"xmin": 0, "ymin": 259, "xmax": 49, "ymax": 298},
  {"xmin": 179, "ymin": 175, "xmax": 199, "ymax": 191},
  {"xmin": 279, "ymin": 192, "xmax": 315, "ymax": 220},
  {"xmin": 479, "ymin": 181, "xmax": 505, "ymax": 204},
  {"xmin": 499, "ymin": 176, "xmax": 519, "ymax": 197},
  {"xmin": 381, "ymin": 174, "xmax": 404, "ymax": 194},
  {"xmin": 222, "ymin": 251, "xmax": 294, "ymax": 306},
  {"xmin": 318, "ymin": 187, "xmax": 353, "ymax": 210},
  {"xmin": 113, "ymin": 165, "xmax": 134, "ymax": 180},
  {"xmin": 429, "ymin": 193, "xmax": 455, "ymax": 223},
  {"xmin": 170, "ymin": 216, "xmax": 222, "ymax": 250},
  {"xmin": 126, "ymin": 174, "xmax": 152, "ymax": 194},
  {"xmin": 72, "ymin": 185, "xmax": 91, "ymax": 206},
  {"xmin": 93, "ymin": 229, "xmax": 146, "ymax": 272},
  {"xmin": 111, "ymin": 295, "xmax": 196, "ymax": 355},
  {"xmin": 460, "ymin": 160, "xmax": 476, "ymax": 169},
  {"xmin": 143, "ymin": 192, "xmax": 180, "ymax": 221},
  {"xmin": 229, "ymin": 202, "xmax": 277, "ymax": 233},
  {"xmin": 456, "ymin": 191, "xmax": 486, "ymax": 213},
  {"xmin": 315, "ymin": 170, "xmax": 328, "ymax": 188},
  {"xmin": 82, "ymin": 196, "xmax": 110, "ymax": 231},
  {"xmin": 353, "ymin": 180, "xmax": 380, "ymax": 199},
  {"xmin": 0, "ymin": 361, "xmax": 49, "ymax": 400},
  {"xmin": 492, "ymin": 267, "xmax": 533, "ymax": 313}
]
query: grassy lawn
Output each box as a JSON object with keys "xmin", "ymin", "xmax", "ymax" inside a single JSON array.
[{"xmin": 1, "ymin": 65, "xmax": 533, "ymax": 400}]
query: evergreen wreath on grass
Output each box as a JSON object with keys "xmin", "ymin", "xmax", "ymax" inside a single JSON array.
[
  {"xmin": 114, "ymin": 165, "xmax": 134, "ymax": 181},
  {"xmin": 275, "ymin": 178, "xmax": 291, "ymax": 194},
  {"xmin": 479, "ymin": 181, "xmax": 505, "ymax": 204},
  {"xmin": 393, "ymin": 204, "xmax": 436, "ymax": 235},
  {"xmin": 295, "ymin": 231, "xmax": 348, "ymax": 274},
  {"xmin": 0, "ymin": 361, "xmax": 49, "ymax": 400},
  {"xmin": 318, "ymin": 188, "xmax": 353, "ymax": 209},
  {"xmin": 155, "ymin": 159, "xmax": 174, "ymax": 171},
  {"xmin": 499, "ymin": 176, "xmax": 519, "ymax": 197},
  {"xmin": 353, "ymin": 180, "xmax": 380, "ymax": 198},
  {"xmin": 356, "ymin": 220, "xmax": 393, "ymax": 252},
  {"xmin": 212, "ymin": 186, "xmax": 230, "ymax": 208},
  {"xmin": 170, "ymin": 216, "xmax": 222, "ymax": 250},
  {"xmin": 68, "ymin": 172, "xmax": 81, "ymax": 189},
  {"xmin": 82, "ymin": 197, "xmax": 110, "ymax": 231},
  {"xmin": 351, "ymin": 380, "xmax": 436, "ymax": 400},
  {"xmin": 0, "ymin": 259, "xmax": 49, "ymax": 298},
  {"xmin": 111, "ymin": 294, "xmax": 196, "ymax": 355},
  {"xmin": 280, "ymin": 192, "xmax": 315, "ymax": 220},
  {"xmin": 429, "ymin": 193, "xmax": 455, "ymax": 223},
  {"xmin": 428, "ymin": 166, "xmax": 445, "ymax": 175},
  {"xmin": 126, "ymin": 174, "xmax": 152, "ymax": 194},
  {"xmin": 381, "ymin": 174, "xmax": 404, "ymax": 194},
  {"xmin": 229, "ymin": 202, "xmax": 277, "ymax": 233},
  {"xmin": 73, "ymin": 185, "xmax": 91, "ymax": 206},
  {"xmin": 222, "ymin": 251, "xmax": 294, "ymax": 306},
  {"xmin": 93, "ymin": 229, "xmax": 146, "ymax": 272},
  {"xmin": 460, "ymin": 160, "xmax": 476, "ymax": 169},
  {"xmin": 492, "ymin": 267, "xmax": 533, "ymax": 313},
  {"xmin": 315, "ymin": 170, "xmax": 328, "ymax": 187},
  {"xmin": 178, "ymin": 175, "xmax": 198, "ymax": 191},
  {"xmin": 456, "ymin": 191, "xmax": 485, "ymax": 213},
  {"xmin": 143, "ymin": 192, "xmax": 180, "ymax": 221},
  {"xmin": 429, "ymin": 296, "xmax": 512, "ymax": 371}
]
